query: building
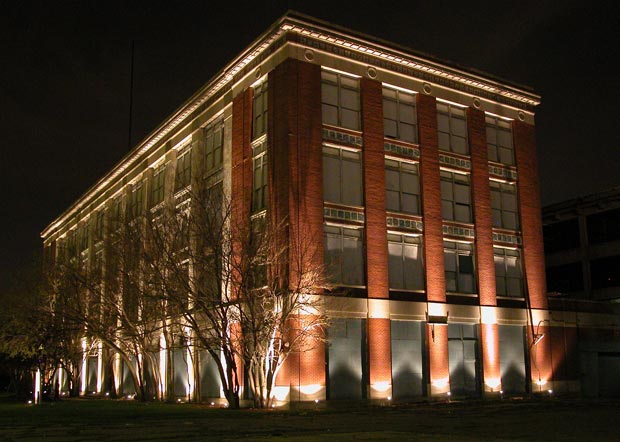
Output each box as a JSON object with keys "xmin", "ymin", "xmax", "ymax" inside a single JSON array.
[
  {"xmin": 543, "ymin": 188, "xmax": 620, "ymax": 397},
  {"xmin": 41, "ymin": 11, "xmax": 598, "ymax": 403}
]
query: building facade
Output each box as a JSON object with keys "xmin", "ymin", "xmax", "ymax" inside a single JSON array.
[
  {"xmin": 42, "ymin": 12, "xmax": 592, "ymax": 402},
  {"xmin": 543, "ymin": 189, "xmax": 620, "ymax": 397}
]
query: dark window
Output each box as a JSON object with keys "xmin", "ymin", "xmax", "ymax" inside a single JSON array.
[
  {"xmin": 587, "ymin": 208, "xmax": 620, "ymax": 244},
  {"xmin": 591, "ymin": 255, "xmax": 620, "ymax": 289},
  {"xmin": 543, "ymin": 218, "xmax": 580, "ymax": 253},
  {"xmin": 546, "ymin": 263, "xmax": 584, "ymax": 293}
]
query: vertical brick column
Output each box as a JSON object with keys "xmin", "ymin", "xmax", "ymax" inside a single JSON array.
[
  {"xmin": 231, "ymin": 88, "xmax": 253, "ymax": 241},
  {"xmin": 468, "ymin": 108, "xmax": 501, "ymax": 394},
  {"xmin": 361, "ymin": 78, "xmax": 392, "ymax": 399},
  {"xmin": 514, "ymin": 120, "xmax": 552, "ymax": 390},
  {"xmin": 426, "ymin": 324, "xmax": 450, "ymax": 395},
  {"xmin": 417, "ymin": 94, "xmax": 449, "ymax": 396},
  {"xmin": 269, "ymin": 59, "xmax": 325, "ymax": 401},
  {"xmin": 231, "ymin": 87, "xmax": 253, "ymax": 392},
  {"xmin": 468, "ymin": 108, "xmax": 496, "ymax": 307},
  {"xmin": 480, "ymin": 323, "xmax": 501, "ymax": 393},
  {"xmin": 513, "ymin": 120, "xmax": 547, "ymax": 310},
  {"xmin": 417, "ymin": 94, "xmax": 445, "ymax": 302}
]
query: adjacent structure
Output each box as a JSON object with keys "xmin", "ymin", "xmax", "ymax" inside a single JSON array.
[
  {"xmin": 543, "ymin": 188, "xmax": 620, "ymax": 397},
  {"xmin": 42, "ymin": 12, "xmax": 597, "ymax": 402}
]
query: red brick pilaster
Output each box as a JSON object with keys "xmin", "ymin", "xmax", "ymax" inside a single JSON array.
[
  {"xmin": 527, "ymin": 325, "xmax": 553, "ymax": 391},
  {"xmin": 368, "ymin": 318, "xmax": 392, "ymax": 398},
  {"xmin": 269, "ymin": 59, "xmax": 325, "ymax": 398},
  {"xmin": 514, "ymin": 120, "xmax": 547, "ymax": 310},
  {"xmin": 481, "ymin": 323, "xmax": 501, "ymax": 393},
  {"xmin": 426, "ymin": 323, "xmax": 450, "ymax": 395},
  {"xmin": 417, "ymin": 94, "xmax": 445, "ymax": 302},
  {"xmin": 468, "ymin": 108, "xmax": 496, "ymax": 307},
  {"xmin": 361, "ymin": 78, "xmax": 388, "ymax": 300}
]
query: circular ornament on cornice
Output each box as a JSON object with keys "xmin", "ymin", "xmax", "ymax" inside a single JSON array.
[
  {"xmin": 367, "ymin": 66, "xmax": 377, "ymax": 79},
  {"xmin": 518, "ymin": 111, "xmax": 525, "ymax": 121},
  {"xmin": 422, "ymin": 83, "xmax": 432, "ymax": 95},
  {"xmin": 304, "ymin": 49, "xmax": 315, "ymax": 61},
  {"xmin": 473, "ymin": 97, "xmax": 481, "ymax": 109},
  {"xmin": 255, "ymin": 67, "xmax": 261, "ymax": 79}
]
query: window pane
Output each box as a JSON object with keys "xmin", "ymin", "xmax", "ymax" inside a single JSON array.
[
  {"xmin": 341, "ymin": 88, "xmax": 359, "ymax": 110},
  {"xmin": 341, "ymin": 109, "xmax": 359, "ymax": 130},
  {"xmin": 441, "ymin": 180, "xmax": 453, "ymax": 200},
  {"xmin": 496, "ymin": 276, "xmax": 507, "ymax": 296},
  {"xmin": 455, "ymin": 204, "xmax": 471, "ymax": 223},
  {"xmin": 454, "ymin": 183, "xmax": 470, "ymax": 204},
  {"xmin": 322, "ymin": 104, "xmax": 338, "ymax": 126},
  {"xmin": 399, "ymin": 103, "xmax": 415, "ymax": 124},
  {"xmin": 383, "ymin": 100, "xmax": 397, "ymax": 119},
  {"xmin": 498, "ymin": 129, "xmax": 513, "ymax": 148},
  {"xmin": 323, "ymin": 156, "xmax": 341, "ymax": 202},
  {"xmin": 459, "ymin": 255, "xmax": 474, "ymax": 274},
  {"xmin": 384, "ymin": 119, "xmax": 398, "ymax": 138},
  {"xmin": 385, "ymin": 168, "xmax": 399, "ymax": 191},
  {"xmin": 452, "ymin": 136, "xmax": 468, "ymax": 155},
  {"xmin": 438, "ymin": 132, "xmax": 450, "ymax": 150},
  {"xmin": 438, "ymin": 114, "xmax": 449, "ymax": 132},
  {"xmin": 322, "ymin": 84, "xmax": 338, "ymax": 105},
  {"xmin": 342, "ymin": 160, "xmax": 362, "ymax": 205},
  {"xmin": 403, "ymin": 243, "xmax": 423, "ymax": 290},
  {"xmin": 442, "ymin": 200, "xmax": 454, "ymax": 220},
  {"xmin": 458, "ymin": 273, "xmax": 475, "ymax": 293},
  {"xmin": 402, "ymin": 194, "xmax": 418, "ymax": 214},
  {"xmin": 400, "ymin": 124, "xmax": 416, "ymax": 143},
  {"xmin": 444, "ymin": 251, "xmax": 457, "ymax": 272},
  {"xmin": 452, "ymin": 118, "xmax": 466, "ymax": 137},
  {"xmin": 386, "ymin": 190, "xmax": 399, "ymax": 212},
  {"xmin": 388, "ymin": 242, "xmax": 404, "ymax": 289},
  {"xmin": 507, "ymin": 278, "xmax": 522, "ymax": 296}
]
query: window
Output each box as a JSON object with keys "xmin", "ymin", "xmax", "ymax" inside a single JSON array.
[
  {"xmin": 383, "ymin": 87, "xmax": 417, "ymax": 143},
  {"xmin": 494, "ymin": 247, "xmax": 523, "ymax": 297},
  {"xmin": 444, "ymin": 241, "xmax": 475, "ymax": 293},
  {"xmin": 204, "ymin": 117, "xmax": 224, "ymax": 175},
  {"xmin": 252, "ymin": 142, "xmax": 268, "ymax": 213},
  {"xmin": 252, "ymin": 82, "xmax": 268, "ymax": 139},
  {"xmin": 385, "ymin": 159, "xmax": 420, "ymax": 214},
  {"xmin": 490, "ymin": 181, "xmax": 519, "ymax": 230},
  {"xmin": 321, "ymin": 70, "xmax": 360, "ymax": 130},
  {"xmin": 94, "ymin": 211, "xmax": 104, "ymax": 242},
  {"xmin": 79, "ymin": 224, "xmax": 89, "ymax": 251},
  {"xmin": 486, "ymin": 116, "xmax": 514, "ymax": 165},
  {"xmin": 587, "ymin": 208, "xmax": 620, "ymax": 245},
  {"xmin": 323, "ymin": 146, "xmax": 362, "ymax": 206},
  {"xmin": 151, "ymin": 165, "xmax": 165, "ymax": 205},
  {"xmin": 440, "ymin": 171, "xmax": 472, "ymax": 223},
  {"xmin": 175, "ymin": 148, "xmax": 192, "ymax": 190},
  {"xmin": 128, "ymin": 182, "xmax": 144, "ymax": 219},
  {"xmin": 437, "ymin": 102, "xmax": 468, "ymax": 155},
  {"xmin": 324, "ymin": 225, "xmax": 365, "ymax": 286},
  {"xmin": 388, "ymin": 233, "xmax": 424, "ymax": 290}
]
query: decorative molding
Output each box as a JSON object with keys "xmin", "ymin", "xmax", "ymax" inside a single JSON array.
[
  {"xmin": 324, "ymin": 206, "xmax": 365, "ymax": 224},
  {"xmin": 492, "ymin": 231, "xmax": 522, "ymax": 246},
  {"xmin": 489, "ymin": 164, "xmax": 517, "ymax": 181},
  {"xmin": 439, "ymin": 153, "xmax": 471, "ymax": 170},
  {"xmin": 384, "ymin": 141, "xmax": 420, "ymax": 159},
  {"xmin": 443, "ymin": 224, "xmax": 475, "ymax": 239},
  {"xmin": 387, "ymin": 216, "xmax": 424, "ymax": 232},
  {"xmin": 322, "ymin": 127, "xmax": 363, "ymax": 146}
]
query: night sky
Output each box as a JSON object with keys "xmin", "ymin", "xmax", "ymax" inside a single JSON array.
[{"xmin": 1, "ymin": 1, "xmax": 619, "ymax": 290}]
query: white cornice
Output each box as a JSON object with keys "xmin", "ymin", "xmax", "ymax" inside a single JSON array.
[{"xmin": 42, "ymin": 12, "xmax": 540, "ymax": 239}]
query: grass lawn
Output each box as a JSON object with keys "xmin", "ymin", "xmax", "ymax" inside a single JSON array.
[{"xmin": 1, "ymin": 396, "xmax": 619, "ymax": 441}]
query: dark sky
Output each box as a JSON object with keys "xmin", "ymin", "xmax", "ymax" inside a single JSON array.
[{"xmin": 1, "ymin": 1, "xmax": 619, "ymax": 290}]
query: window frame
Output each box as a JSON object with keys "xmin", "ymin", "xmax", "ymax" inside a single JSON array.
[
  {"xmin": 387, "ymin": 233, "xmax": 424, "ymax": 291},
  {"xmin": 437, "ymin": 101, "xmax": 469, "ymax": 155},
  {"xmin": 440, "ymin": 170, "xmax": 472, "ymax": 223},
  {"xmin": 486, "ymin": 115, "xmax": 514, "ymax": 166},
  {"xmin": 382, "ymin": 86, "xmax": 418, "ymax": 144},
  {"xmin": 204, "ymin": 117, "xmax": 224, "ymax": 176},
  {"xmin": 493, "ymin": 247, "xmax": 524, "ymax": 298},
  {"xmin": 490, "ymin": 180, "xmax": 519, "ymax": 230},
  {"xmin": 252, "ymin": 81, "xmax": 268, "ymax": 140},
  {"xmin": 322, "ymin": 145, "xmax": 363, "ymax": 207},
  {"xmin": 321, "ymin": 70, "xmax": 361, "ymax": 131},
  {"xmin": 251, "ymin": 141, "xmax": 268, "ymax": 213},
  {"xmin": 385, "ymin": 158, "xmax": 421, "ymax": 215},
  {"xmin": 444, "ymin": 240, "xmax": 476, "ymax": 294},
  {"xmin": 323, "ymin": 224, "xmax": 365, "ymax": 287}
]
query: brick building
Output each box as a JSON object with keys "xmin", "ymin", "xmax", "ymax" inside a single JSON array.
[{"xmin": 42, "ymin": 12, "xmax": 598, "ymax": 402}]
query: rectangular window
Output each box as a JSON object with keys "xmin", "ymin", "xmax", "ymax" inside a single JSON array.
[
  {"xmin": 252, "ymin": 142, "xmax": 268, "ymax": 213},
  {"xmin": 175, "ymin": 148, "xmax": 192, "ymax": 191},
  {"xmin": 323, "ymin": 146, "xmax": 363, "ymax": 206},
  {"xmin": 494, "ymin": 247, "xmax": 523, "ymax": 297},
  {"xmin": 204, "ymin": 117, "xmax": 224, "ymax": 175},
  {"xmin": 94, "ymin": 211, "xmax": 104, "ymax": 242},
  {"xmin": 252, "ymin": 82, "xmax": 268, "ymax": 139},
  {"xmin": 79, "ymin": 224, "xmax": 89, "ymax": 251},
  {"xmin": 388, "ymin": 233, "xmax": 424, "ymax": 290},
  {"xmin": 321, "ymin": 70, "xmax": 360, "ymax": 131},
  {"xmin": 490, "ymin": 181, "xmax": 519, "ymax": 230},
  {"xmin": 383, "ymin": 86, "xmax": 417, "ymax": 143},
  {"xmin": 486, "ymin": 116, "xmax": 514, "ymax": 165},
  {"xmin": 324, "ymin": 225, "xmax": 365, "ymax": 286},
  {"xmin": 444, "ymin": 241, "xmax": 475, "ymax": 293},
  {"xmin": 440, "ymin": 171, "xmax": 472, "ymax": 223},
  {"xmin": 437, "ymin": 102, "xmax": 468, "ymax": 155},
  {"xmin": 128, "ymin": 182, "xmax": 144, "ymax": 219},
  {"xmin": 385, "ymin": 158, "xmax": 420, "ymax": 214},
  {"xmin": 151, "ymin": 165, "xmax": 166, "ymax": 205}
]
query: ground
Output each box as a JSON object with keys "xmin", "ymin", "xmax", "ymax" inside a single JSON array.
[{"xmin": 0, "ymin": 396, "xmax": 618, "ymax": 441}]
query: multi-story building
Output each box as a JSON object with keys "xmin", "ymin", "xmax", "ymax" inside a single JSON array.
[
  {"xmin": 42, "ymin": 11, "xmax": 597, "ymax": 403},
  {"xmin": 543, "ymin": 188, "xmax": 620, "ymax": 397}
]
